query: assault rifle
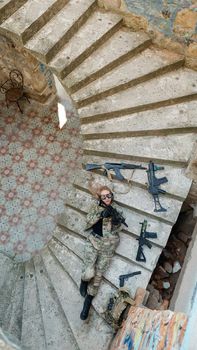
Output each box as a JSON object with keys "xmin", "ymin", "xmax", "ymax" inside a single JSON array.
[
  {"xmin": 146, "ymin": 161, "xmax": 168, "ymax": 212},
  {"xmin": 119, "ymin": 271, "xmax": 141, "ymax": 287},
  {"xmin": 101, "ymin": 204, "xmax": 128, "ymax": 228},
  {"xmin": 86, "ymin": 162, "xmax": 146, "ymax": 181},
  {"xmin": 136, "ymin": 220, "xmax": 157, "ymax": 263}
]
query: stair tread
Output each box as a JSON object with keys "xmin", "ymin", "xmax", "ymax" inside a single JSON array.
[
  {"xmin": 42, "ymin": 247, "xmax": 113, "ymax": 350},
  {"xmin": 0, "ymin": 0, "xmax": 22, "ymax": 10},
  {"xmin": 57, "ymin": 203, "xmax": 160, "ymax": 271},
  {"xmin": 25, "ymin": 0, "xmax": 96, "ymax": 60},
  {"xmin": 0, "ymin": 263, "xmax": 20, "ymax": 326},
  {"xmin": 0, "ymin": 0, "xmax": 66, "ymax": 39},
  {"xmin": 63, "ymin": 187, "xmax": 172, "ymax": 247},
  {"xmin": 64, "ymin": 28, "xmax": 150, "ymax": 89},
  {"xmin": 49, "ymin": 231, "xmax": 116, "ymax": 315},
  {"xmin": 78, "ymin": 68, "xmax": 197, "ymax": 119},
  {"xmin": 72, "ymin": 47, "xmax": 183, "ymax": 103},
  {"xmin": 21, "ymin": 260, "xmax": 46, "ymax": 350},
  {"xmin": 83, "ymin": 133, "xmax": 196, "ymax": 164},
  {"xmin": 0, "ymin": 254, "xmax": 15, "ymax": 290},
  {"xmin": 81, "ymin": 101, "xmax": 197, "ymax": 136},
  {"xmin": 73, "ymin": 169, "xmax": 185, "ymax": 224},
  {"xmin": 0, "ymin": 0, "xmax": 27, "ymax": 23},
  {"xmin": 33, "ymin": 255, "xmax": 79, "ymax": 350},
  {"xmin": 2, "ymin": 264, "xmax": 25, "ymax": 341},
  {"xmin": 0, "ymin": 0, "xmax": 14, "ymax": 9},
  {"xmin": 82, "ymin": 154, "xmax": 192, "ymax": 200},
  {"xmin": 49, "ymin": 9, "xmax": 121, "ymax": 76},
  {"xmin": 51, "ymin": 224, "xmax": 150, "ymax": 297}
]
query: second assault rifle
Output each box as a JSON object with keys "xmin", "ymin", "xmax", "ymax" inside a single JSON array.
[
  {"xmin": 86, "ymin": 162, "xmax": 146, "ymax": 181},
  {"xmin": 136, "ymin": 220, "xmax": 157, "ymax": 263},
  {"xmin": 146, "ymin": 161, "xmax": 168, "ymax": 212},
  {"xmin": 119, "ymin": 271, "xmax": 141, "ymax": 287}
]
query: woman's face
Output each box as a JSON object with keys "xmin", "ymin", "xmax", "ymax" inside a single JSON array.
[{"xmin": 100, "ymin": 189, "xmax": 113, "ymax": 206}]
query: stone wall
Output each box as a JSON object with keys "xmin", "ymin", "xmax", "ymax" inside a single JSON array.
[
  {"xmin": 0, "ymin": 35, "xmax": 55, "ymax": 103},
  {"xmin": 98, "ymin": 0, "xmax": 197, "ymax": 70}
]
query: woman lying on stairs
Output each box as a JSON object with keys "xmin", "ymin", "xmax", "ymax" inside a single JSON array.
[{"xmin": 80, "ymin": 185, "xmax": 126, "ymax": 320}]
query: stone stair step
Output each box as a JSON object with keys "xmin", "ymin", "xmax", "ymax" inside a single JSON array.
[
  {"xmin": 0, "ymin": 0, "xmax": 27, "ymax": 24},
  {"xmin": 33, "ymin": 254, "xmax": 79, "ymax": 350},
  {"xmin": 0, "ymin": 253, "xmax": 15, "ymax": 290},
  {"xmin": 83, "ymin": 133, "xmax": 196, "ymax": 165},
  {"xmin": 82, "ymin": 154, "xmax": 192, "ymax": 200},
  {"xmin": 72, "ymin": 48, "xmax": 184, "ymax": 106},
  {"xmin": 21, "ymin": 260, "xmax": 46, "ymax": 350},
  {"xmin": 25, "ymin": 0, "xmax": 97, "ymax": 63},
  {"xmin": 73, "ymin": 169, "xmax": 183, "ymax": 225},
  {"xmin": 2, "ymin": 264, "xmax": 25, "ymax": 341},
  {"xmin": 0, "ymin": 262, "xmax": 20, "ymax": 327},
  {"xmin": 59, "ymin": 193, "xmax": 162, "ymax": 270},
  {"xmin": 0, "ymin": 0, "xmax": 68, "ymax": 44},
  {"xmin": 42, "ymin": 247, "xmax": 113, "ymax": 350},
  {"xmin": 49, "ymin": 231, "xmax": 116, "ymax": 315},
  {"xmin": 51, "ymin": 225, "xmax": 151, "ymax": 297},
  {"xmin": 78, "ymin": 68, "xmax": 197, "ymax": 122},
  {"xmin": 64, "ymin": 28, "xmax": 151, "ymax": 92},
  {"xmin": 56, "ymin": 203, "xmax": 159, "ymax": 273},
  {"xmin": 81, "ymin": 101, "xmax": 197, "ymax": 138},
  {"xmin": 64, "ymin": 186, "xmax": 172, "ymax": 247},
  {"xmin": 49, "ymin": 9, "xmax": 122, "ymax": 79}
]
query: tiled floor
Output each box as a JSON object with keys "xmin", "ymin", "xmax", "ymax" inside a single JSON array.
[{"xmin": 0, "ymin": 94, "xmax": 83, "ymax": 262}]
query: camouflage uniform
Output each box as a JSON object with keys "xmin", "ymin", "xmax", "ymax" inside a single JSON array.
[{"xmin": 81, "ymin": 202, "xmax": 123, "ymax": 296}]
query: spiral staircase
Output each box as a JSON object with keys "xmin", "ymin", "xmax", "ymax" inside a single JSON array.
[{"xmin": 0, "ymin": 0, "xmax": 197, "ymax": 349}]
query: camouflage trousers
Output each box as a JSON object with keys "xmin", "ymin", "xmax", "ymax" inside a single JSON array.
[{"xmin": 81, "ymin": 233, "xmax": 120, "ymax": 296}]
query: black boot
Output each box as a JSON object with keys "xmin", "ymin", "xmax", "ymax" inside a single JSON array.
[
  {"xmin": 80, "ymin": 294, "xmax": 94, "ymax": 320},
  {"xmin": 80, "ymin": 279, "xmax": 88, "ymax": 297}
]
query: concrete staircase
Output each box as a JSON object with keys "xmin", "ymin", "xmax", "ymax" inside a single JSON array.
[{"xmin": 0, "ymin": 0, "xmax": 197, "ymax": 349}]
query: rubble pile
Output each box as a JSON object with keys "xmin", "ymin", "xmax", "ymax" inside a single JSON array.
[{"xmin": 146, "ymin": 207, "xmax": 196, "ymax": 310}]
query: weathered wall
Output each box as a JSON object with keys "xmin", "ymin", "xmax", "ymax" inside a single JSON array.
[
  {"xmin": 0, "ymin": 35, "xmax": 55, "ymax": 103},
  {"xmin": 98, "ymin": 0, "xmax": 197, "ymax": 69},
  {"xmin": 171, "ymin": 223, "xmax": 197, "ymax": 315}
]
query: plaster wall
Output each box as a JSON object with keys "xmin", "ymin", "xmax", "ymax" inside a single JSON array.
[
  {"xmin": 0, "ymin": 35, "xmax": 55, "ymax": 103},
  {"xmin": 170, "ymin": 223, "xmax": 197, "ymax": 315}
]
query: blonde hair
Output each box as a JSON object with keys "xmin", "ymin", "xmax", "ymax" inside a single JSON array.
[
  {"xmin": 96, "ymin": 185, "xmax": 112, "ymax": 197},
  {"xmin": 88, "ymin": 177, "xmax": 113, "ymax": 199}
]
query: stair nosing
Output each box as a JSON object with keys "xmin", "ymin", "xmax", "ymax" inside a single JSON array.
[
  {"xmin": 80, "ymin": 93, "xmax": 197, "ymax": 124},
  {"xmin": 75, "ymin": 59, "xmax": 185, "ymax": 107},
  {"xmin": 69, "ymin": 37, "xmax": 152, "ymax": 93},
  {"xmin": 51, "ymin": 19, "xmax": 123, "ymax": 79},
  {"xmin": 25, "ymin": 0, "xmax": 97, "ymax": 64}
]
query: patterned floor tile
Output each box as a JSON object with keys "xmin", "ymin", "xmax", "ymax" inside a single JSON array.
[{"xmin": 0, "ymin": 94, "xmax": 83, "ymax": 261}]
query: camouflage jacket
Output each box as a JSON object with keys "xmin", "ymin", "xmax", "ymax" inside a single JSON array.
[{"xmin": 85, "ymin": 201, "xmax": 124, "ymax": 237}]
